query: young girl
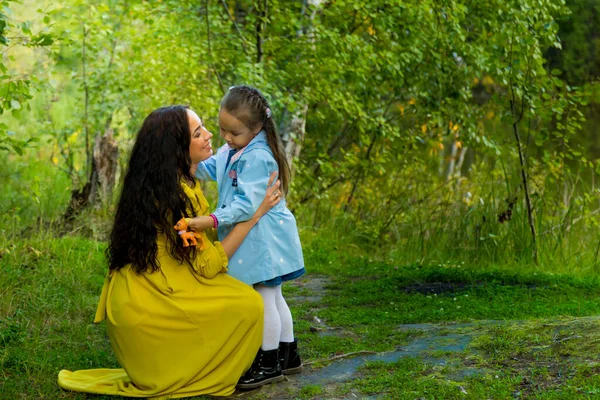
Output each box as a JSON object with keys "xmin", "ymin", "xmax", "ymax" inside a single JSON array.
[{"xmin": 193, "ymin": 85, "xmax": 305, "ymax": 389}]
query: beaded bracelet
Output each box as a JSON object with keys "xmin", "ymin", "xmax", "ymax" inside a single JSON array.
[{"xmin": 209, "ymin": 214, "xmax": 218, "ymax": 228}]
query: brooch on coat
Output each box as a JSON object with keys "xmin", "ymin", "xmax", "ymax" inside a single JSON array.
[{"xmin": 229, "ymin": 170, "xmax": 238, "ymax": 187}]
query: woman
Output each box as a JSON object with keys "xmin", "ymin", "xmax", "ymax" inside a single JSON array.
[{"xmin": 58, "ymin": 105, "xmax": 281, "ymax": 398}]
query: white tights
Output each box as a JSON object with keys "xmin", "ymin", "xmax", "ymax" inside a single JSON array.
[{"xmin": 254, "ymin": 284, "xmax": 295, "ymax": 351}]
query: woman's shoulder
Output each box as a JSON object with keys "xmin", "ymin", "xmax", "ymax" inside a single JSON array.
[
  {"xmin": 180, "ymin": 178, "xmax": 203, "ymax": 196},
  {"xmin": 180, "ymin": 179, "xmax": 209, "ymax": 213}
]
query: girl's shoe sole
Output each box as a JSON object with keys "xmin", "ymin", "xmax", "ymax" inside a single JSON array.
[
  {"xmin": 282, "ymin": 365, "xmax": 303, "ymax": 375},
  {"xmin": 236, "ymin": 374, "xmax": 285, "ymax": 390}
]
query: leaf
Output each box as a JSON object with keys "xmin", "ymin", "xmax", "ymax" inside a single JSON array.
[
  {"xmin": 33, "ymin": 34, "xmax": 54, "ymax": 46},
  {"xmin": 21, "ymin": 21, "xmax": 32, "ymax": 35},
  {"xmin": 551, "ymin": 69, "xmax": 562, "ymax": 76}
]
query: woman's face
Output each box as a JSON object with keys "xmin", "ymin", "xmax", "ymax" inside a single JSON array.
[
  {"xmin": 218, "ymin": 109, "xmax": 259, "ymax": 150},
  {"xmin": 187, "ymin": 109, "xmax": 213, "ymax": 163}
]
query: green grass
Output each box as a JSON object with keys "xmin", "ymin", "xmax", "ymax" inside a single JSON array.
[
  {"xmin": 286, "ymin": 240, "xmax": 600, "ymax": 399},
  {"xmin": 0, "ymin": 236, "xmax": 117, "ymax": 399},
  {"xmin": 299, "ymin": 241, "xmax": 600, "ymax": 327},
  {"xmin": 4, "ymin": 225, "xmax": 600, "ymax": 398},
  {"xmin": 320, "ymin": 264, "xmax": 600, "ymax": 324},
  {"xmin": 347, "ymin": 357, "xmax": 521, "ymax": 399},
  {"xmin": 296, "ymin": 385, "xmax": 323, "ymax": 399},
  {"xmin": 336, "ymin": 316, "xmax": 600, "ymax": 399}
]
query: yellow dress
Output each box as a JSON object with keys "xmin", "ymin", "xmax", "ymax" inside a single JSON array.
[{"xmin": 58, "ymin": 181, "xmax": 263, "ymax": 398}]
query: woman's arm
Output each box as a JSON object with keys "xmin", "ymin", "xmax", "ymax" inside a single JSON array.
[
  {"xmin": 195, "ymin": 154, "xmax": 218, "ymax": 181},
  {"xmin": 188, "ymin": 171, "xmax": 281, "ymax": 258},
  {"xmin": 213, "ymin": 150, "xmax": 276, "ymax": 226},
  {"xmin": 190, "ymin": 151, "xmax": 278, "ymax": 231},
  {"xmin": 220, "ymin": 175, "xmax": 280, "ymax": 259}
]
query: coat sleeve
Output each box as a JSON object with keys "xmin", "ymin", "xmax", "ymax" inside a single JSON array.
[
  {"xmin": 195, "ymin": 155, "xmax": 217, "ymax": 181},
  {"xmin": 191, "ymin": 240, "xmax": 229, "ymax": 278},
  {"xmin": 212, "ymin": 150, "xmax": 277, "ymax": 226}
]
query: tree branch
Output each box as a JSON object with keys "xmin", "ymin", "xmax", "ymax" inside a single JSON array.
[
  {"xmin": 206, "ymin": 0, "xmax": 225, "ymax": 95},
  {"xmin": 219, "ymin": 0, "xmax": 250, "ymax": 53},
  {"xmin": 82, "ymin": 22, "xmax": 90, "ymax": 178}
]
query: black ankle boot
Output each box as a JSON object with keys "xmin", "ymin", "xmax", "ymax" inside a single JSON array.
[
  {"xmin": 278, "ymin": 340, "xmax": 303, "ymax": 375},
  {"xmin": 237, "ymin": 348, "xmax": 284, "ymax": 390}
]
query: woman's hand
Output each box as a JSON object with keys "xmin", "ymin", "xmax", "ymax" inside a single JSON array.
[
  {"xmin": 252, "ymin": 172, "xmax": 281, "ymax": 222},
  {"xmin": 219, "ymin": 172, "xmax": 281, "ymax": 259}
]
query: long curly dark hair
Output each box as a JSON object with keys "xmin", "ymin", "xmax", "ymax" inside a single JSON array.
[{"xmin": 107, "ymin": 105, "xmax": 197, "ymax": 273}]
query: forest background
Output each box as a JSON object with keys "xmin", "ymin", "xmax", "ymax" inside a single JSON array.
[
  {"xmin": 3, "ymin": 0, "xmax": 600, "ymax": 398},
  {"xmin": 3, "ymin": 0, "xmax": 600, "ymax": 268}
]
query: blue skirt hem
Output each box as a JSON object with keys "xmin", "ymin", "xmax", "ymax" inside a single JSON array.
[{"xmin": 254, "ymin": 268, "xmax": 306, "ymax": 287}]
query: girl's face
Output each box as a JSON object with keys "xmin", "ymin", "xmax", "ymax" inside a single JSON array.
[
  {"xmin": 187, "ymin": 109, "xmax": 213, "ymax": 163},
  {"xmin": 218, "ymin": 109, "xmax": 260, "ymax": 150}
]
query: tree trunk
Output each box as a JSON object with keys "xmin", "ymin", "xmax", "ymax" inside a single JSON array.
[
  {"xmin": 64, "ymin": 128, "xmax": 118, "ymax": 220},
  {"xmin": 278, "ymin": 0, "xmax": 324, "ymax": 169},
  {"xmin": 511, "ymin": 99, "xmax": 538, "ymax": 264},
  {"xmin": 445, "ymin": 140, "xmax": 458, "ymax": 181},
  {"xmin": 455, "ymin": 146, "xmax": 468, "ymax": 177},
  {"xmin": 90, "ymin": 128, "xmax": 119, "ymax": 207},
  {"xmin": 281, "ymin": 103, "xmax": 308, "ymax": 168},
  {"xmin": 234, "ymin": 0, "xmax": 247, "ymax": 24}
]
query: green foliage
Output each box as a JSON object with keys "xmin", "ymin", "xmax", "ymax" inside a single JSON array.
[
  {"xmin": 0, "ymin": 0, "xmax": 599, "ymax": 283},
  {"xmin": 2, "ymin": 3, "xmax": 600, "ymax": 399},
  {"xmin": 0, "ymin": 151, "xmax": 71, "ymax": 231},
  {"xmin": 547, "ymin": 0, "xmax": 600, "ymax": 85},
  {"xmin": 0, "ymin": 1, "xmax": 54, "ymax": 155}
]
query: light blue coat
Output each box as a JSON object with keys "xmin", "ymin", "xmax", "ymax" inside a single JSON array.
[{"xmin": 195, "ymin": 131, "xmax": 305, "ymax": 285}]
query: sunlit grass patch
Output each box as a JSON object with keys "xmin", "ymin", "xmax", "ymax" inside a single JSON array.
[{"xmin": 348, "ymin": 357, "xmax": 520, "ymax": 399}]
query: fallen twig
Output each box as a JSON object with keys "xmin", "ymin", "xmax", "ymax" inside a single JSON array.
[
  {"xmin": 532, "ymin": 335, "xmax": 582, "ymax": 349},
  {"xmin": 553, "ymin": 335, "xmax": 582, "ymax": 343},
  {"xmin": 304, "ymin": 350, "xmax": 378, "ymax": 366}
]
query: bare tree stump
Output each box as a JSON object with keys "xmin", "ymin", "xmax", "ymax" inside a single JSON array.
[
  {"xmin": 64, "ymin": 129, "xmax": 118, "ymax": 221},
  {"xmin": 90, "ymin": 128, "xmax": 119, "ymax": 207}
]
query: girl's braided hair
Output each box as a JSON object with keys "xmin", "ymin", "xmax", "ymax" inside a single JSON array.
[{"xmin": 221, "ymin": 85, "xmax": 291, "ymax": 195}]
